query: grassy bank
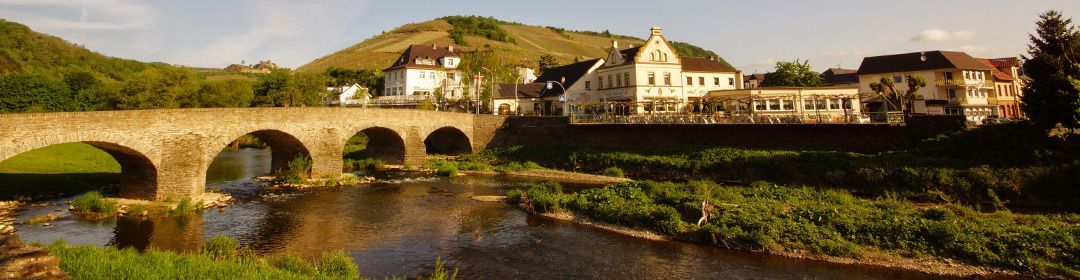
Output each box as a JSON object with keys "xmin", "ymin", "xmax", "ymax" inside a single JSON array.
[
  {"xmin": 0, "ymin": 143, "xmax": 119, "ymax": 199},
  {"xmin": 49, "ymin": 237, "xmax": 457, "ymax": 280},
  {"xmin": 508, "ymin": 181, "xmax": 1080, "ymax": 278},
  {"xmin": 483, "ymin": 123, "xmax": 1080, "ymax": 209}
]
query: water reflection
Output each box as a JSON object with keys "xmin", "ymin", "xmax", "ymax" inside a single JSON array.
[{"xmin": 16, "ymin": 149, "xmax": 954, "ymax": 279}]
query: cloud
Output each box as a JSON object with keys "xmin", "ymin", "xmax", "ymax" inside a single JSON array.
[
  {"xmin": 910, "ymin": 29, "xmax": 976, "ymax": 42},
  {"xmin": 0, "ymin": 0, "xmax": 159, "ymax": 30},
  {"xmin": 946, "ymin": 45, "xmax": 990, "ymax": 54}
]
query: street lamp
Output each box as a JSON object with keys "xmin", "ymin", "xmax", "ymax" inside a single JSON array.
[
  {"xmin": 546, "ymin": 77, "xmax": 567, "ymax": 117},
  {"xmin": 482, "ymin": 66, "xmax": 494, "ymax": 115}
]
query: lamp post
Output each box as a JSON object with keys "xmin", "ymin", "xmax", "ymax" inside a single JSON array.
[
  {"xmin": 546, "ymin": 78, "xmax": 566, "ymax": 117},
  {"xmin": 482, "ymin": 67, "xmax": 494, "ymax": 115}
]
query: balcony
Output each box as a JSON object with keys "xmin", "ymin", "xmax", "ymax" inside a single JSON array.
[{"xmin": 936, "ymin": 79, "xmax": 993, "ymax": 88}]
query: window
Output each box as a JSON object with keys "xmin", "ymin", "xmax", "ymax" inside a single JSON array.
[
  {"xmin": 893, "ymin": 75, "xmax": 903, "ymax": 83},
  {"xmin": 804, "ymin": 99, "xmax": 815, "ymax": 110},
  {"xmin": 842, "ymin": 99, "xmax": 852, "ymax": 110},
  {"xmin": 623, "ymin": 73, "xmax": 630, "ymax": 86},
  {"xmin": 714, "ymin": 77, "xmax": 721, "ymax": 86},
  {"xmin": 754, "ymin": 101, "xmax": 766, "ymax": 111},
  {"xmin": 609, "ymin": 75, "xmax": 615, "ymax": 87},
  {"xmin": 585, "ymin": 81, "xmax": 591, "ymax": 91},
  {"xmin": 815, "ymin": 99, "xmax": 827, "ymax": 110},
  {"xmin": 598, "ymin": 77, "xmax": 604, "ymax": 89},
  {"xmin": 768, "ymin": 100, "xmax": 780, "ymax": 111},
  {"xmin": 664, "ymin": 73, "xmax": 671, "ymax": 85},
  {"xmin": 728, "ymin": 77, "xmax": 735, "ymax": 86},
  {"xmin": 651, "ymin": 53, "xmax": 656, "ymax": 61},
  {"xmin": 782, "ymin": 100, "xmax": 794, "ymax": 110},
  {"xmin": 419, "ymin": 72, "xmax": 425, "ymax": 79},
  {"xmin": 615, "ymin": 74, "xmax": 621, "ymax": 87},
  {"xmin": 947, "ymin": 89, "xmax": 956, "ymax": 99},
  {"xmin": 687, "ymin": 77, "xmax": 694, "ymax": 86},
  {"xmin": 648, "ymin": 72, "xmax": 656, "ymax": 85},
  {"xmin": 829, "ymin": 99, "xmax": 841, "ymax": 110},
  {"xmin": 965, "ymin": 71, "xmax": 971, "ymax": 79}
]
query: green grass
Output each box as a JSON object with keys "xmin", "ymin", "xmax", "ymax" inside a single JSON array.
[
  {"xmin": 480, "ymin": 123, "xmax": 1080, "ymax": 208},
  {"xmin": 70, "ymin": 191, "xmax": 118, "ymax": 216},
  {"xmin": 0, "ymin": 143, "xmax": 119, "ymax": 199},
  {"xmin": 508, "ymin": 180, "xmax": 1080, "ymax": 278},
  {"xmin": 51, "ymin": 235, "xmax": 457, "ymax": 280}
]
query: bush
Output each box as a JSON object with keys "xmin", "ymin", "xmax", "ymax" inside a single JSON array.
[
  {"xmin": 169, "ymin": 198, "xmax": 203, "ymax": 216},
  {"xmin": 271, "ymin": 254, "xmax": 317, "ymax": 275},
  {"xmin": 436, "ymin": 165, "xmax": 458, "ymax": 177},
  {"xmin": 523, "ymin": 161, "xmax": 542, "ymax": 170},
  {"xmin": 202, "ymin": 235, "xmax": 239, "ymax": 260},
  {"xmin": 601, "ymin": 167, "xmax": 624, "ymax": 178},
  {"xmin": 355, "ymin": 158, "xmax": 384, "ymax": 170},
  {"xmin": 70, "ymin": 191, "xmax": 118, "ymax": 215},
  {"xmin": 316, "ymin": 250, "xmax": 359, "ymax": 279},
  {"xmin": 278, "ymin": 155, "xmax": 312, "ymax": 184}
]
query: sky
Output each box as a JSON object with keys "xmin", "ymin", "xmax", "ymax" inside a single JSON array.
[{"xmin": 2, "ymin": 0, "xmax": 1078, "ymax": 73}]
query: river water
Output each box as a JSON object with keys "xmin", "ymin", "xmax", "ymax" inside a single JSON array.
[{"xmin": 16, "ymin": 148, "xmax": 949, "ymax": 279}]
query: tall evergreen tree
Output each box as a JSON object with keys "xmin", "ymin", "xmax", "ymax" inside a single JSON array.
[{"xmin": 1022, "ymin": 10, "xmax": 1080, "ymax": 131}]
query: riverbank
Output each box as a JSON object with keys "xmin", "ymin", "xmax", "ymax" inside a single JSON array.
[
  {"xmin": 504, "ymin": 180, "xmax": 1078, "ymax": 279},
  {"xmin": 480, "ymin": 122, "xmax": 1080, "ymax": 210},
  {"xmin": 423, "ymin": 159, "xmax": 629, "ymax": 184},
  {"xmin": 47, "ymin": 236, "xmax": 456, "ymax": 280}
]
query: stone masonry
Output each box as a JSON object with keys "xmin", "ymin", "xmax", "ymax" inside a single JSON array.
[{"xmin": 0, "ymin": 108, "xmax": 483, "ymax": 201}]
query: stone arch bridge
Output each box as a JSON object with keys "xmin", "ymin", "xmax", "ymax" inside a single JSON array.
[{"xmin": 0, "ymin": 108, "xmax": 506, "ymax": 201}]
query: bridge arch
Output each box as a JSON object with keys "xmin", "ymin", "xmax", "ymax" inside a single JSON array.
[
  {"xmin": 0, "ymin": 138, "xmax": 159, "ymax": 200},
  {"xmin": 424, "ymin": 126, "xmax": 473, "ymax": 156},
  {"xmin": 346, "ymin": 127, "xmax": 407, "ymax": 165}
]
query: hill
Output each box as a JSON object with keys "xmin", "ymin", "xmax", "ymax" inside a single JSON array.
[
  {"xmin": 299, "ymin": 16, "xmax": 733, "ymax": 73},
  {"xmin": 0, "ymin": 19, "xmax": 170, "ymax": 79}
]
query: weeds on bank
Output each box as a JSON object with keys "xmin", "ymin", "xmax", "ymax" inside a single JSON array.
[
  {"xmin": 70, "ymin": 191, "xmax": 118, "ymax": 217},
  {"xmin": 507, "ymin": 180, "xmax": 1080, "ymax": 278},
  {"xmin": 51, "ymin": 235, "xmax": 458, "ymax": 280}
]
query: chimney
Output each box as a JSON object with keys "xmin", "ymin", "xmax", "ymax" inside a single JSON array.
[
  {"xmin": 433, "ymin": 44, "xmax": 437, "ymax": 50},
  {"xmin": 650, "ymin": 26, "xmax": 663, "ymax": 36},
  {"xmin": 628, "ymin": 44, "xmax": 634, "ymax": 48},
  {"xmin": 448, "ymin": 45, "xmax": 454, "ymax": 52},
  {"xmin": 612, "ymin": 40, "xmax": 618, "ymax": 49}
]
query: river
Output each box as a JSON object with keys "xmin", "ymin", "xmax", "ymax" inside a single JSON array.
[{"xmin": 16, "ymin": 148, "xmax": 950, "ymax": 279}]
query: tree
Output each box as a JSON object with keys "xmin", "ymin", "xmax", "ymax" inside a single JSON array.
[
  {"xmin": 0, "ymin": 73, "xmax": 86, "ymax": 112},
  {"xmin": 289, "ymin": 71, "xmax": 328, "ymax": 107},
  {"xmin": 761, "ymin": 59, "xmax": 822, "ymax": 87},
  {"xmin": 115, "ymin": 67, "xmax": 199, "ymax": 110},
  {"xmin": 1021, "ymin": 10, "xmax": 1080, "ymax": 131},
  {"xmin": 191, "ymin": 79, "xmax": 254, "ymax": 108},
  {"xmin": 869, "ymin": 75, "xmax": 927, "ymax": 114},
  {"xmin": 538, "ymin": 54, "xmax": 560, "ymax": 73},
  {"xmin": 252, "ymin": 69, "xmax": 292, "ymax": 107}
]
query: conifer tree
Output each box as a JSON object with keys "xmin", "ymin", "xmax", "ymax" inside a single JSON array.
[{"xmin": 1022, "ymin": 10, "xmax": 1080, "ymax": 131}]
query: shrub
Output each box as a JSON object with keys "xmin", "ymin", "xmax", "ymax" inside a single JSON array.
[
  {"xmin": 70, "ymin": 191, "xmax": 118, "ymax": 215},
  {"xmin": 356, "ymin": 158, "xmax": 384, "ymax": 170},
  {"xmin": 523, "ymin": 161, "xmax": 542, "ymax": 170},
  {"xmin": 601, "ymin": 167, "xmax": 624, "ymax": 178},
  {"xmin": 425, "ymin": 257, "xmax": 458, "ymax": 280},
  {"xmin": 436, "ymin": 165, "xmax": 458, "ymax": 177},
  {"xmin": 201, "ymin": 235, "xmax": 239, "ymax": 260},
  {"xmin": 278, "ymin": 155, "xmax": 312, "ymax": 184},
  {"xmin": 169, "ymin": 198, "xmax": 202, "ymax": 216},
  {"xmin": 270, "ymin": 254, "xmax": 317, "ymax": 275},
  {"xmin": 316, "ymin": 250, "xmax": 359, "ymax": 279}
]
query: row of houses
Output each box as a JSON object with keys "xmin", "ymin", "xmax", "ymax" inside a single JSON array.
[{"xmin": 354, "ymin": 26, "xmax": 1028, "ymax": 125}]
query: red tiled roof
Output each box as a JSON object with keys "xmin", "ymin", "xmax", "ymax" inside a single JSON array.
[
  {"xmin": 977, "ymin": 58, "xmax": 1015, "ymax": 81},
  {"xmin": 681, "ymin": 57, "xmax": 736, "ymax": 73}
]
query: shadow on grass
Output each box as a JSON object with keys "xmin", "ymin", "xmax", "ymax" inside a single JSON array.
[{"xmin": 0, "ymin": 173, "xmax": 118, "ymax": 200}]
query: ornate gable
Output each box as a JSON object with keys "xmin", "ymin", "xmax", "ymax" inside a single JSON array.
[{"xmin": 636, "ymin": 27, "xmax": 680, "ymax": 65}]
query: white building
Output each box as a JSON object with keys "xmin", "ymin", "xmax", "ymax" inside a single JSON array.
[
  {"xmin": 381, "ymin": 44, "xmax": 463, "ymax": 105},
  {"xmin": 325, "ymin": 83, "xmax": 370, "ymax": 107},
  {"xmin": 495, "ymin": 59, "xmax": 605, "ymax": 115},
  {"xmin": 585, "ymin": 27, "xmax": 741, "ymax": 114},
  {"xmin": 856, "ymin": 51, "xmax": 997, "ymax": 124},
  {"xmin": 707, "ymin": 86, "xmax": 863, "ymax": 123}
]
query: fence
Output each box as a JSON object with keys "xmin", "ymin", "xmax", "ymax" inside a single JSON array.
[{"xmin": 571, "ymin": 111, "xmax": 905, "ymax": 125}]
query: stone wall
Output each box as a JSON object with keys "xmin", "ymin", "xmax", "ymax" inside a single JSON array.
[{"xmin": 480, "ymin": 115, "xmax": 966, "ymax": 153}]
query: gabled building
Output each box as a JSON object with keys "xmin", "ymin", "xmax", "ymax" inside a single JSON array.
[
  {"xmin": 821, "ymin": 68, "xmax": 859, "ymax": 85},
  {"xmin": 856, "ymin": 51, "xmax": 997, "ymax": 124},
  {"xmin": 982, "ymin": 57, "xmax": 1026, "ymax": 119},
  {"xmin": 382, "ymin": 44, "xmax": 463, "ymax": 104},
  {"xmin": 590, "ymin": 27, "xmax": 740, "ymax": 114},
  {"xmin": 494, "ymin": 59, "xmax": 604, "ymax": 115},
  {"xmin": 325, "ymin": 83, "xmax": 370, "ymax": 107},
  {"xmin": 744, "ymin": 73, "xmax": 766, "ymax": 89}
]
